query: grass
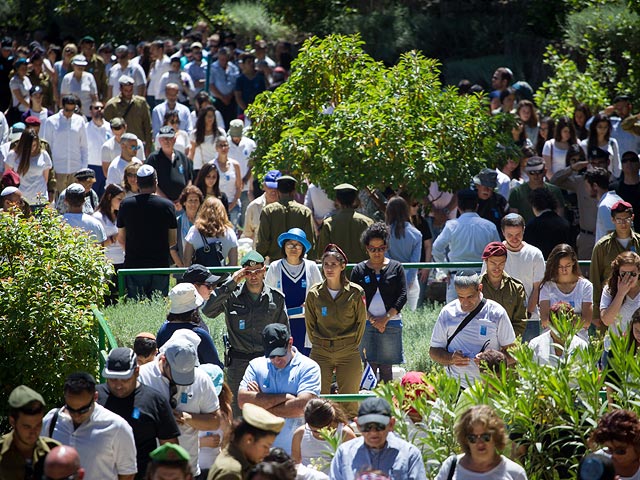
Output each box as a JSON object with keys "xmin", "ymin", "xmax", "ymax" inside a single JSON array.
[{"xmin": 102, "ymin": 296, "xmax": 441, "ymax": 372}]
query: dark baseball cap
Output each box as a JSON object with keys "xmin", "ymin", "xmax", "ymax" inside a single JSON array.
[{"xmin": 262, "ymin": 324, "xmax": 290, "ymax": 358}]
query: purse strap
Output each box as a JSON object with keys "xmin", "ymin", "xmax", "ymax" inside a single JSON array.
[
  {"xmin": 446, "ymin": 455, "xmax": 457, "ymax": 480},
  {"xmin": 446, "ymin": 299, "xmax": 486, "ymax": 350}
]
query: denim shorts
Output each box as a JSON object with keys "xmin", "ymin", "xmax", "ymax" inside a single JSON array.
[{"xmin": 360, "ymin": 324, "xmax": 404, "ymax": 364}]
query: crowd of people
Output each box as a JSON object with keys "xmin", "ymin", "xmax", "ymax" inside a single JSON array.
[{"xmin": 3, "ymin": 22, "xmax": 640, "ymax": 480}]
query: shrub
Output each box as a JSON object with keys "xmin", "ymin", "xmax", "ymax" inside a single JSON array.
[{"xmin": 0, "ymin": 209, "xmax": 112, "ymax": 430}]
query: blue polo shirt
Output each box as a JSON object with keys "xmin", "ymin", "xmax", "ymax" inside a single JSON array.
[{"xmin": 239, "ymin": 348, "xmax": 321, "ymax": 454}]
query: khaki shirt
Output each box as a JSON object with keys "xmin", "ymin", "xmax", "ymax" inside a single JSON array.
[
  {"xmin": 208, "ymin": 444, "xmax": 253, "ymax": 480},
  {"xmin": 480, "ymin": 272, "xmax": 528, "ymax": 337},
  {"xmin": 0, "ymin": 431, "xmax": 60, "ymax": 480},
  {"xmin": 103, "ymin": 95, "xmax": 153, "ymax": 154},
  {"xmin": 317, "ymin": 208, "xmax": 374, "ymax": 263},
  {"xmin": 305, "ymin": 280, "xmax": 367, "ymax": 346},
  {"xmin": 255, "ymin": 197, "xmax": 315, "ymax": 261},
  {"xmin": 202, "ymin": 279, "xmax": 289, "ymax": 355}
]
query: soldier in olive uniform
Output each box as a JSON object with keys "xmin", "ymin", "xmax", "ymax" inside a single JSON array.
[
  {"xmin": 317, "ymin": 183, "xmax": 374, "ymax": 263},
  {"xmin": 202, "ymin": 251, "xmax": 289, "ymax": 416},
  {"xmin": 255, "ymin": 175, "xmax": 315, "ymax": 262}
]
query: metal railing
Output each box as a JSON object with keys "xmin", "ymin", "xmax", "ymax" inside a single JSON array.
[
  {"xmin": 92, "ymin": 305, "xmax": 118, "ymax": 381},
  {"xmin": 117, "ymin": 261, "xmax": 591, "ymax": 297}
]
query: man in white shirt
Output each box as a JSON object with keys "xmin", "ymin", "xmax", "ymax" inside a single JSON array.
[
  {"xmin": 586, "ymin": 166, "xmax": 623, "ymax": 242},
  {"xmin": 151, "ymin": 83, "xmax": 192, "ymax": 136},
  {"xmin": 432, "ymin": 189, "xmax": 501, "ymax": 302},
  {"xmin": 101, "ymin": 117, "xmax": 145, "ymax": 177},
  {"xmin": 147, "ymin": 40, "xmax": 172, "ymax": 107},
  {"xmin": 85, "ymin": 100, "xmax": 111, "ymax": 196},
  {"xmin": 429, "ymin": 270, "xmax": 516, "ymax": 388},
  {"xmin": 41, "ymin": 372, "xmax": 137, "ymax": 480},
  {"xmin": 108, "ymin": 45, "xmax": 146, "ymax": 98},
  {"xmin": 227, "ymin": 119, "xmax": 257, "ymax": 226},
  {"xmin": 499, "ymin": 213, "xmax": 546, "ymax": 341},
  {"xmin": 138, "ymin": 335, "xmax": 223, "ymax": 477},
  {"xmin": 42, "ymin": 95, "xmax": 88, "ymax": 195},
  {"xmin": 106, "ymin": 133, "xmax": 143, "ymax": 186}
]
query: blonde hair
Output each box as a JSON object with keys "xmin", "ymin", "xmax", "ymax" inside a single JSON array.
[{"xmin": 195, "ymin": 196, "xmax": 232, "ymax": 238}]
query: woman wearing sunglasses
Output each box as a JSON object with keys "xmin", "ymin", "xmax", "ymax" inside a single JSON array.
[
  {"xmin": 590, "ymin": 409, "xmax": 640, "ymax": 479},
  {"xmin": 601, "ymin": 252, "xmax": 640, "ymax": 336},
  {"xmin": 436, "ymin": 405, "xmax": 527, "ymax": 479},
  {"xmin": 350, "ymin": 222, "xmax": 407, "ymax": 383}
]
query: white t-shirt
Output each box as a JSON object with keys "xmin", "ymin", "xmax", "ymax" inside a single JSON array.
[
  {"xmin": 106, "ymin": 156, "xmax": 143, "ymax": 187},
  {"xmin": 63, "ymin": 212, "xmax": 107, "ymax": 243},
  {"xmin": 528, "ymin": 330, "xmax": 588, "ymax": 366},
  {"xmin": 503, "ymin": 242, "xmax": 545, "ymax": 302},
  {"xmin": 542, "ymin": 139, "xmax": 568, "ymax": 175},
  {"xmin": 215, "ymin": 159, "xmax": 240, "ymax": 202},
  {"xmin": 93, "ymin": 210, "xmax": 125, "ymax": 264},
  {"xmin": 189, "ymin": 129, "xmax": 225, "ymax": 170},
  {"xmin": 4, "ymin": 150, "xmax": 52, "ymax": 205},
  {"xmin": 539, "ymin": 277, "xmax": 593, "ymax": 316},
  {"xmin": 101, "ymin": 136, "xmax": 145, "ymax": 166},
  {"xmin": 430, "ymin": 297, "xmax": 516, "ymax": 388},
  {"xmin": 86, "ymin": 121, "xmax": 112, "ymax": 166},
  {"xmin": 227, "ymin": 135, "xmax": 257, "ymax": 191},
  {"xmin": 138, "ymin": 360, "xmax": 220, "ymax": 477},
  {"xmin": 600, "ymin": 286, "xmax": 640, "ymax": 335},
  {"xmin": 435, "ymin": 454, "xmax": 527, "ymax": 480},
  {"xmin": 61, "ymin": 71, "xmax": 98, "ymax": 116},
  {"xmin": 108, "ymin": 62, "xmax": 147, "ymax": 96},
  {"xmin": 579, "ymin": 137, "xmax": 621, "ymax": 178},
  {"xmin": 185, "ymin": 225, "xmax": 238, "ymax": 265}
]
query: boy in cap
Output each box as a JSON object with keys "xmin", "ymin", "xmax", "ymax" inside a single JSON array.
[
  {"xmin": 202, "ymin": 251, "xmax": 288, "ymax": 416},
  {"xmin": 256, "ymin": 175, "xmax": 315, "ymax": 261},
  {"xmin": 181, "ymin": 263, "xmax": 227, "ymax": 303},
  {"xmin": 508, "ymin": 156, "xmax": 565, "ymax": 223},
  {"xmin": 138, "ymin": 336, "xmax": 223, "ymax": 478},
  {"xmin": 0, "ymin": 385, "xmax": 60, "ymax": 480},
  {"xmin": 61, "ymin": 182, "xmax": 107, "ymax": 244},
  {"xmin": 238, "ymin": 323, "xmax": 320, "ymax": 454},
  {"xmin": 134, "ymin": 332, "xmax": 158, "ymax": 365},
  {"xmin": 330, "ymin": 397, "xmax": 425, "ymax": 480},
  {"xmin": 97, "ymin": 347, "xmax": 180, "ymax": 480},
  {"xmin": 147, "ymin": 444, "xmax": 192, "ymax": 480},
  {"xmin": 55, "ymin": 168, "xmax": 99, "ymax": 214},
  {"xmin": 473, "ymin": 168, "xmax": 508, "ymax": 234},
  {"xmin": 479, "ymin": 241, "xmax": 527, "ymax": 337},
  {"xmin": 317, "ymin": 183, "xmax": 373, "ymax": 263}
]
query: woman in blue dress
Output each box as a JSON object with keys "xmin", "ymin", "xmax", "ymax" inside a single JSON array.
[{"xmin": 265, "ymin": 228, "xmax": 322, "ymax": 355}]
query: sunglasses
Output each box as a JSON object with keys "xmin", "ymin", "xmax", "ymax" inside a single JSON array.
[
  {"xmin": 527, "ymin": 170, "xmax": 545, "ymax": 176},
  {"xmin": 359, "ymin": 422, "xmax": 387, "ymax": 432},
  {"xmin": 467, "ymin": 432, "xmax": 492, "ymax": 443},
  {"xmin": 129, "ymin": 145, "xmax": 141, "ymax": 151},
  {"xmin": 285, "ymin": 243, "xmax": 302, "ymax": 250},
  {"xmin": 604, "ymin": 446, "xmax": 628, "ymax": 456},
  {"xmin": 614, "ymin": 217, "xmax": 633, "ymax": 225},
  {"xmin": 366, "ymin": 245, "xmax": 387, "ymax": 253},
  {"xmin": 65, "ymin": 399, "xmax": 93, "ymax": 415},
  {"xmin": 620, "ymin": 271, "xmax": 638, "ymax": 278}
]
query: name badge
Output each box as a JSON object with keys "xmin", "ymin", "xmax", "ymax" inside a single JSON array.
[
  {"xmin": 239, "ymin": 319, "xmax": 245, "ymax": 330},
  {"xmin": 132, "ymin": 407, "xmax": 140, "ymax": 419},
  {"xmin": 225, "ymin": 174, "xmax": 230, "ymax": 181},
  {"xmin": 480, "ymin": 325, "xmax": 487, "ymax": 336},
  {"xmin": 181, "ymin": 392, "xmax": 188, "ymax": 404},
  {"xmin": 301, "ymin": 279, "xmax": 307, "ymax": 288},
  {"xmin": 364, "ymin": 276, "xmax": 370, "ymax": 284},
  {"xmin": 178, "ymin": 164, "xmax": 184, "ymax": 174},
  {"xmin": 321, "ymin": 306, "xmax": 327, "ymax": 316}
]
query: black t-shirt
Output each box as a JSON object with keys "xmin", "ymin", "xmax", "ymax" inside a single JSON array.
[
  {"xmin": 96, "ymin": 383, "xmax": 180, "ymax": 479},
  {"xmin": 145, "ymin": 149, "xmax": 193, "ymax": 201},
  {"xmin": 117, "ymin": 193, "xmax": 177, "ymax": 268}
]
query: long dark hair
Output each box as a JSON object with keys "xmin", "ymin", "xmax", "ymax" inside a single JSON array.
[
  {"xmin": 194, "ymin": 106, "xmax": 220, "ymax": 145},
  {"xmin": 96, "ymin": 183, "xmax": 125, "ymax": 223},
  {"xmin": 587, "ymin": 113, "xmax": 612, "ymax": 152},
  {"xmin": 536, "ymin": 117, "xmax": 555, "ymax": 156},
  {"xmin": 573, "ymin": 103, "xmax": 591, "ymax": 140},
  {"xmin": 14, "ymin": 128, "xmax": 40, "ymax": 176},
  {"xmin": 385, "ymin": 196, "xmax": 410, "ymax": 238},
  {"xmin": 540, "ymin": 244, "xmax": 580, "ymax": 289},
  {"xmin": 194, "ymin": 162, "xmax": 222, "ymax": 198},
  {"xmin": 554, "ymin": 115, "xmax": 577, "ymax": 144}
]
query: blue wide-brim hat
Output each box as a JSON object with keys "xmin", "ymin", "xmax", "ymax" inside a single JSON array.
[{"xmin": 277, "ymin": 227, "xmax": 312, "ymax": 252}]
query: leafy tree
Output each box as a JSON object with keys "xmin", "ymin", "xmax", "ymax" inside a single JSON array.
[
  {"xmin": 534, "ymin": 46, "xmax": 609, "ymax": 118},
  {"xmin": 247, "ymin": 34, "xmax": 515, "ymax": 198},
  {"xmin": 0, "ymin": 209, "xmax": 112, "ymax": 431}
]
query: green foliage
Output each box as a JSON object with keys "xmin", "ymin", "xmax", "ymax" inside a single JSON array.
[
  {"xmin": 247, "ymin": 34, "xmax": 516, "ymax": 197},
  {"xmin": 564, "ymin": 1, "xmax": 640, "ymax": 97},
  {"xmin": 0, "ymin": 209, "xmax": 112, "ymax": 429},
  {"xmin": 534, "ymin": 46, "xmax": 609, "ymax": 118},
  {"xmin": 221, "ymin": 1, "xmax": 295, "ymax": 48}
]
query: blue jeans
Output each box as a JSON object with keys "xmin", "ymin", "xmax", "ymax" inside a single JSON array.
[
  {"xmin": 228, "ymin": 203, "xmax": 241, "ymax": 231},
  {"xmin": 89, "ymin": 165, "xmax": 106, "ymax": 198},
  {"xmin": 126, "ymin": 274, "xmax": 169, "ymax": 300}
]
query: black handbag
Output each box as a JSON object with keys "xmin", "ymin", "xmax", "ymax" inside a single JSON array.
[{"xmin": 193, "ymin": 231, "xmax": 224, "ymax": 266}]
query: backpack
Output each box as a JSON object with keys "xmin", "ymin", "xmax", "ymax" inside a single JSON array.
[{"xmin": 193, "ymin": 231, "xmax": 224, "ymax": 266}]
